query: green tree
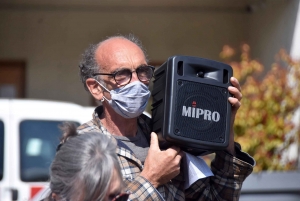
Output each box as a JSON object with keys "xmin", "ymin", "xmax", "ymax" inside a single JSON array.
[{"xmin": 220, "ymin": 44, "xmax": 300, "ymax": 172}]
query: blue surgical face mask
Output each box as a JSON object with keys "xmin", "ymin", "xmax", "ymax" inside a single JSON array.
[{"xmin": 95, "ymin": 80, "xmax": 151, "ymax": 118}]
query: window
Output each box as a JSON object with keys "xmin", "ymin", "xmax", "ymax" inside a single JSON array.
[
  {"xmin": 19, "ymin": 120, "xmax": 79, "ymax": 182},
  {"xmin": 0, "ymin": 121, "xmax": 4, "ymax": 180}
]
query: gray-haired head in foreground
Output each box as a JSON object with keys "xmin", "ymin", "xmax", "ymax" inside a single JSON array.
[
  {"xmin": 78, "ymin": 34, "xmax": 148, "ymax": 91},
  {"xmin": 47, "ymin": 123, "xmax": 122, "ymax": 201}
]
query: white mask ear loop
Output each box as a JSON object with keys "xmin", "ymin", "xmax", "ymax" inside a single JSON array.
[
  {"xmin": 94, "ymin": 79, "xmax": 110, "ymax": 102},
  {"xmin": 94, "ymin": 79, "xmax": 110, "ymax": 92}
]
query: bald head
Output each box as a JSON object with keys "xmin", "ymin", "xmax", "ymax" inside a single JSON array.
[
  {"xmin": 95, "ymin": 37, "xmax": 147, "ymax": 73},
  {"xmin": 79, "ymin": 35, "xmax": 147, "ymax": 91}
]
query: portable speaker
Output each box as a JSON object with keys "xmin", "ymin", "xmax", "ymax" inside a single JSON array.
[{"xmin": 151, "ymin": 55, "xmax": 233, "ymax": 155}]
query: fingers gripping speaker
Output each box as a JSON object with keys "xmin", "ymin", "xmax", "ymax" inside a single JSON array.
[{"xmin": 151, "ymin": 56, "xmax": 233, "ymax": 155}]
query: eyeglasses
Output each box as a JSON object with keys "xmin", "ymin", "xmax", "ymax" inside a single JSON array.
[
  {"xmin": 111, "ymin": 192, "xmax": 130, "ymax": 201},
  {"xmin": 93, "ymin": 65, "xmax": 155, "ymax": 86}
]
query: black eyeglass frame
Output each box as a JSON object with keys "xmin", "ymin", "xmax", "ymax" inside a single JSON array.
[{"xmin": 92, "ymin": 65, "xmax": 155, "ymax": 86}]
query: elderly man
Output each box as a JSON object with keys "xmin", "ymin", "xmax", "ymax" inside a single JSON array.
[{"xmin": 77, "ymin": 34, "xmax": 255, "ymax": 201}]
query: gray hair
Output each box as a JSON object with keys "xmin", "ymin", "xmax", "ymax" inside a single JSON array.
[
  {"xmin": 78, "ymin": 34, "xmax": 148, "ymax": 91},
  {"xmin": 47, "ymin": 123, "xmax": 122, "ymax": 201}
]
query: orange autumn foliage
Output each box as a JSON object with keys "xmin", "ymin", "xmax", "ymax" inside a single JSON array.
[{"xmin": 220, "ymin": 44, "xmax": 300, "ymax": 172}]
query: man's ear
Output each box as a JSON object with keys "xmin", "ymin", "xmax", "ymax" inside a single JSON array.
[{"xmin": 86, "ymin": 78, "xmax": 103, "ymax": 100}]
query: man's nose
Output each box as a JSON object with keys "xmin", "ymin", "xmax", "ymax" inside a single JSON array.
[{"xmin": 130, "ymin": 71, "xmax": 139, "ymax": 83}]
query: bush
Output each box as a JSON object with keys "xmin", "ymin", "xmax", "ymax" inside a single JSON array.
[{"xmin": 220, "ymin": 44, "xmax": 300, "ymax": 172}]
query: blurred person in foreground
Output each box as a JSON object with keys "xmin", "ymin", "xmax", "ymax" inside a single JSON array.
[
  {"xmin": 42, "ymin": 123, "xmax": 129, "ymax": 201},
  {"xmin": 77, "ymin": 34, "xmax": 255, "ymax": 201}
]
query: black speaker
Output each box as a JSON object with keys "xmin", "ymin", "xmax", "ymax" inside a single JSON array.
[{"xmin": 151, "ymin": 55, "xmax": 233, "ymax": 155}]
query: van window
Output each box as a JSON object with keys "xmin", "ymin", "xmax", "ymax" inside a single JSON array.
[
  {"xmin": 0, "ymin": 121, "xmax": 4, "ymax": 181},
  {"xmin": 19, "ymin": 120, "xmax": 79, "ymax": 182}
]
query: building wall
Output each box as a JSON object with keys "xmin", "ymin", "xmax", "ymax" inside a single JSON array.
[
  {"xmin": 0, "ymin": 0, "xmax": 298, "ymax": 106},
  {"xmin": 248, "ymin": 0, "xmax": 299, "ymax": 71}
]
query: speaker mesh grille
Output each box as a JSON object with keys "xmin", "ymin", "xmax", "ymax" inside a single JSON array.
[{"xmin": 174, "ymin": 80, "xmax": 228, "ymax": 143}]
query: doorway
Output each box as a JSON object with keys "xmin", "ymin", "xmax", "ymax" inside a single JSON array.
[{"xmin": 0, "ymin": 61, "xmax": 26, "ymax": 98}]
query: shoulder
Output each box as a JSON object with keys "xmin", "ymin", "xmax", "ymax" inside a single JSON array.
[
  {"xmin": 137, "ymin": 113, "xmax": 152, "ymax": 143},
  {"xmin": 77, "ymin": 119, "xmax": 101, "ymax": 134},
  {"xmin": 77, "ymin": 105, "xmax": 104, "ymax": 134},
  {"xmin": 138, "ymin": 112, "xmax": 152, "ymax": 127}
]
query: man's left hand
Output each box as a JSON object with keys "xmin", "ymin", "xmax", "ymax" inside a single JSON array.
[{"xmin": 227, "ymin": 77, "xmax": 242, "ymax": 155}]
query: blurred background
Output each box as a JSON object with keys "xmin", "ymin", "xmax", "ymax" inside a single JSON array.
[
  {"xmin": 0, "ymin": 0, "xmax": 300, "ymax": 200},
  {"xmin": 0, "ymin": 0, "xmax": 298, "ymax": 105}
]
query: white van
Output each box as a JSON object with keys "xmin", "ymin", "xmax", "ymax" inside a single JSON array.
[{"xmin": 0, "ymin": 99, "xmax": 94, "ymax": 201}]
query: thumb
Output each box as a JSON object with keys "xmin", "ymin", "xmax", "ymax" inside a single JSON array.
[{"xmin": 150, "ymin": 132, "xmax": 160, "ymax": 150}]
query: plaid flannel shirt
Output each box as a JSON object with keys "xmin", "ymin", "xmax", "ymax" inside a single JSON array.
[{"xmin": 77, "ymin": 106, "xmax": 255, "ymax": 201}]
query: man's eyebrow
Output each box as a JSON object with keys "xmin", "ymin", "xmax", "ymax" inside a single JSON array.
[
  {"xmin": 133, "ymin": 64, "xmax": 149, "ymax": 70},
  {"xmin": 110, "ymin": 67, "xmax": 129, "ymax": 74},
  {"xmin": 110, "ymin": 64, "xmax": 148, "ymax": 74},
  {"xmin": 137, "ymin": 64, "xmax": 148, "ymax": 67}
]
